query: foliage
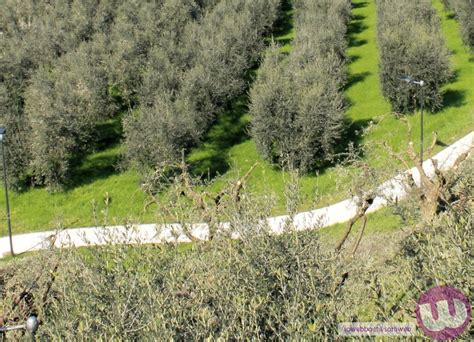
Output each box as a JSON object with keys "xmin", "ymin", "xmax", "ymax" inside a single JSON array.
[
  {"xmin": 1, "ymin": 155, "xmax": 472, "ymax": 339},
  {"xmin": 0, "ymin": 0, "xmax": 124, "ymax": 188},
  {"xmin": 0, "ymin": 0, "xmax": 279, "ymax": 189},
  {"xmin": 249, "ymin": 0, "xmax": 350, "ymax": 172},
  {"xmin": 123, "ymin": 0, "xmax": 280, "ymax": 177},
  {"xmin": 346, "ymin": 156, "xmax": 473, "ymax": 337},
  {"xmin": 376, "ymin": 0, "xmax": 452, "ymax": 112},
  {"xmin": 444, "ymin": 0, "xmax": 474, "ymax": 49},
  {"xmin": 107, "ymin": 0, "xmax": 205, "ymax": 106},
  {"xmin": 25, "ymin": 39, "xmax": 116, "ymax": 189},
  {"xmin": 0, "ymin": 165, "xmax": 355, "ymax": 340}
]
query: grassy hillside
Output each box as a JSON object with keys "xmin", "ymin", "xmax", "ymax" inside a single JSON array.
[{"xmin": 0, "ymin": 0, "xmax": 472, "ymax": 236}]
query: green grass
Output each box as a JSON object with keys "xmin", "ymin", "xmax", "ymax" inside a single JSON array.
[{"xmin": 0, "ymin": 0, "xmax": 472, "ymax": 236}]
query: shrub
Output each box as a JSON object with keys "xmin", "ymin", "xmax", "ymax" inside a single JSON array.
[
  {"xmin": 0, "ymin": 176, "xmax": 354, "ymax": 340},
  {"xmin": 250, "ymin": 0, "xmax": 349, "ymax": 172},
  {"xmin": 0, "ymin": 156, "xmax": 472, "ymax": 340},
  {"xmin": 376, "ymin": 0, "xmax": 452, "ymax": 113}
]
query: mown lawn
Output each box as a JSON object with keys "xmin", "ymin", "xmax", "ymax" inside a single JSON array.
[{"xmin": 0, "ymin": 0, "xmax": 472, "ymax": 236}]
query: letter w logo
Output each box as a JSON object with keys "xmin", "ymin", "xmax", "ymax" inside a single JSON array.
[{"xmin": 419, "ymin": 299, "xmax": 468, "ymax": 332}]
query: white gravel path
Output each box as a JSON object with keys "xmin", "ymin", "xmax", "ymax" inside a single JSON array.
[{"xmin": 0, "ymin": 132, "xmax": 472, "ymax": 258}]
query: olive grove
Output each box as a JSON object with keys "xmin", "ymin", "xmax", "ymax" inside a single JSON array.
[
  {"xmin": 249, "ymin": 0, "xmax": 351, "ymax": 172},
  {"xmin": 0, "ymin": 0, "xmax": 280, "ymax": 189}
]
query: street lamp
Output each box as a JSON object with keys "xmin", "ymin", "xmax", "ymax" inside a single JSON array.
[
  {"xmin": 0, "ymin": 315, "xmax": 39, "ymax": 340},
  {"xmin": 399, "ymin": 76, "xmax": 425, "ymax": 164},
  {"xmin": 0, "ymin": 127, "xmax": 14, "ymax": 256}
]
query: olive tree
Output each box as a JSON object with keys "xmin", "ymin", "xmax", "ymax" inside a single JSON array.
[
  {"xmin": 445, "ymin": 0, "xmax": 474, "ymax": 49},
  {"xmin": 376, "ymin": 0, "xmax": 452, "ymax": 112},
  {"xmin": 250, "ymin": 0, "xmax": 349, "ymax": 172},
  {"xmin": 0, "ymin": 0, "xmax": 123, "ymax": 187},
  {"xmin": 124, "ymin": 0, "xmax": 280, "ymax": 175},
  {"xmin": 25, "ymin": 39, "xmax": 115, "ymax": 189}
]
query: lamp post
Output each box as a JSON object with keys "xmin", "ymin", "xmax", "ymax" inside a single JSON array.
[
  {"xmin": 399, "ymin": 76, "xmax": 425, "ymax": 164},
  {"xmin": 0, "ymin": 315, "xmax": 39, "ymax": 341},
  {"xmin": 0, "ymin": 127, "xmax": 14, "ymax": 256}
]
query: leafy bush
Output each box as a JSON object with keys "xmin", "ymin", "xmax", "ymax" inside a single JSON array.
[
  {"xmin": 250, "ymin": 0, "xmax": 350, "ymax": 172},
  {"xmin": 347, "ymin": 157, "xmax": 473, "ymax": 332},
  {"xmin": 376, "ymin": 0, "xmax": 452, "ymax": 113},
  {"xmin": 0, "ymin": 175, "xmax": 355, "ymax": 340}
]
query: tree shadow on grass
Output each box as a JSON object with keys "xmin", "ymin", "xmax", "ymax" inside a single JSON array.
[
  {"xmin": 436, "ymin": 140, "xmax": 449, "ymax": 148},
  {"xmin": 352, "ymin": 1, "xmax": 368, "ymax": 9},
  {"xmin": 348, "ymin": 14, "xmax": 368, "ymax": 48},
  {"xmin": 188, "ymin": 95, "xmax": 251, "ymax": 179},
  {"xmin": 273, "ymin": 0, "xmax": 293, "ymax": 39},
  {"xmin": 94, "ymin": 117, "xmax": 124, "ymax": 150},
  {"xmin": 348, "ymin": 55, "xmax": 362, "ymax": 63},
  {"xmin": 441, "ymin": 89, "xmax": 467, "ymax": 109},
  {"xmin": 272, "ymin": 0, "xmax": 294, "ymax": 49},
  {"xmin": 66, "ymin": 117, "xmax": 124, "ymax": 189},
  {"xmin": 68, "ymin": 153, "xmax": 120, "ymax": 189},
  {"xmin": 338, "ymin": 118, "xmax": 373, "ymax": 157},
  {"xmin": 304, "ymin": 118, "xmax": 373, "ymax": 177},
  {"xmin": 446, "ymin": 13, "xmax": 456, "ymax": 20},
  {"xmin": 346, "ymin": 71, "xmax": 371, "ymax": 90}
]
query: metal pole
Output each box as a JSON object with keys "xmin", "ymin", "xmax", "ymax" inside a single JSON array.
[
  {"xmin": 1, "ymin": 141, "xmax": 14, "ymax": 256},
  {"xmin": 0, "ymin": 316, "xmax": 38, "ymax": 340},
  {"xmin": 420, "ymin": 94, "xmax": 424, "ymax": 165}
]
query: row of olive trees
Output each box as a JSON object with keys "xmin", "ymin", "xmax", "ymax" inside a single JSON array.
[
  {"xmin": 123, "ymin": 0, "xmax": 280, "ymax": 177},
  {"xmin": 376, "ymin": 0, "xmax": 452, "ymax": 113},
  {"xmin": 22, "ymin": 0, "xmax": 210, "ymax": 189},
  {"xmin": 249, "ymin": 0, "xmax": 351, "ymax": 172},
  {"xmin": 0, "ymin": 0, "xmax": 127, "ymax": 188},
  {"xmin": 443, "ymin": 0, "xmax": 474, "ymax": 49},
  {"xmin": 2, "ymin": 0, "xmax": 265, "ymax": 189},
  {"xmin": 0, "ymin": 0, "xmax": 226, "ymax": 187}
]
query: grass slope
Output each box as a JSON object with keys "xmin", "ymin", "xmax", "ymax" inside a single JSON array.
[{"xmin": 0, "ymin": 0, "xmax": 472, "ymax": 236}]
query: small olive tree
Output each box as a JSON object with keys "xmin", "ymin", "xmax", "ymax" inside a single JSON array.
[{"xmin": 376, "ymin": 0, "xmax": 452, "ymax": 113}]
